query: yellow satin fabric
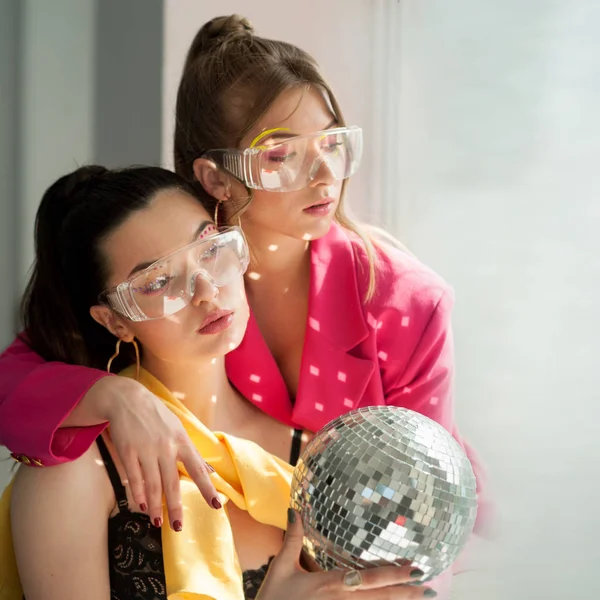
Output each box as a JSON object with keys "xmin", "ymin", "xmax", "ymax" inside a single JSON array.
[{"xmin": 0, "ymin": 366, "xmax": 293, "ymax": 599}]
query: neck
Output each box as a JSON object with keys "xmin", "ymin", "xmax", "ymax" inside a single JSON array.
[
  {"xmin": 141, "ymin": 353, "xmax": 233, "ymax": 428},
  {"xmin": 242, "ymin": 225, "xmax": 311, "ymax": 289}
]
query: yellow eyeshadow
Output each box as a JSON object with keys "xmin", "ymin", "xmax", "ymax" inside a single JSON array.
[{"xmin": 249, "ymin": 127, "xmax": 291, "ymax": 148}]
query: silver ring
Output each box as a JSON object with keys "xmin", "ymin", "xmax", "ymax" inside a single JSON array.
[{"xmin": 343, "ymin": 569, "xmax": 362, "ymax": 589}]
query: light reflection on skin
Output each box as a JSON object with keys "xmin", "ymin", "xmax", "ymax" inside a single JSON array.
[{"xmin": 162, "ymin": 313, "xmax": 184, "ymax": 325}]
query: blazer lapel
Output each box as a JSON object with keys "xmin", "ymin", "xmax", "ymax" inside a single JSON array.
[
  {"xmin": 292, "ymin": 223, "xmax": 375, "ymax": 432},
  {"xmin": 226, "ymin": 312, "xmax": 295, "ymax": 426}
]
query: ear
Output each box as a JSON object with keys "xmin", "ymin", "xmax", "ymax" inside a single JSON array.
[
  {"xmin": 90, "ymin": 305, "xmax": 135, "ymax": 342},
  {"xmin": 193, "ymin": 158, "xmax": 232, "ymax": 202}
]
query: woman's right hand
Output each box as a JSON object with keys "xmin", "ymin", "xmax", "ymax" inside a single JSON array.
[
  {"xmin": 257, "ymin": 510, "xmax": 437, "ymax": 599},
  {"xmin": 93, "ymin": 376, "xmax": 221, "ymax": 531}
]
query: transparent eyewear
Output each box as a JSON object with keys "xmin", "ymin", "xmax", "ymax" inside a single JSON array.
[
  {"xmin": 99, "ymin": 227, "xmax": 249, "ymax": 321},
  {"xmin": 203, "ymin": 126, "xmax": 363, "ymax": 192}
]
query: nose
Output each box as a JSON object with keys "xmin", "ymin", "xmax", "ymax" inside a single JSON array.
[
  {"xmin": 307, "ymin": 154, "xmax": 336, "ymax": 187},
  {"xmin": 190, "ymin": 271, "xmax": 218, "ymax": 307}
]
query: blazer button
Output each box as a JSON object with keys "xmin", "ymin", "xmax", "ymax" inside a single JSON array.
[
  {"xmin": 9, "ymin": 452, "xmax": 23, "ymax": 463},
  {"xmin": 9, "ymin": 453, "xmax": 43, "ymax": 466}
]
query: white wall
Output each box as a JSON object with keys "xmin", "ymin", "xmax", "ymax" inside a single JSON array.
[
  {"xmin": 95, "ymin": 0, "xmax": 164, "ymax": 168},
  {"xmin": 17, "ymin": 0, "xmax": 97, "ymax": 286},
  {"xmin": 0, "ymin": 0, "xmax": 19, "ymax": 350},
  {"xmin": 396, "ymin": 1, "xmax": 600, "ymax": 599},
  {"xmin": 0, "ymin": 0, "xmax": 97, "ymax": 342}
]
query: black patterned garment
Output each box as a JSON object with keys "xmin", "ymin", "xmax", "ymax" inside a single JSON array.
[
  {"xmin": 242, "ymin": 558, "xmax": 274, "ymax": 600},
  {"xmin": 24, "ymin": 434, "xmax": 301, "ymax": 600},
  {"xmin": 96, "ymin": 436, "xmax": 168, "ymax": 599},
  {"xmin": 98, "ymin": 434, "xmax": 303, "ymax": 600}
]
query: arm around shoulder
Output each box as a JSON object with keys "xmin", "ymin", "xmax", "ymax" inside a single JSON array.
[{"xmin": 0, "ymin": 334, "xmax": 113, "ymax": 465}]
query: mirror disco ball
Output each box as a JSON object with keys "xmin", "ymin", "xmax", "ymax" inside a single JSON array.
[{"xmin": 290, "ymin": 406, "xmax": 477, "ymax": 582}]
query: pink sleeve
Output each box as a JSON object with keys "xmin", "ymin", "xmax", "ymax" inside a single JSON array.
[
  {"xmin": 0, "ymin": 336, "xmax": 109, "ymax": 466},
  {"xmin": 381, "ymin": 291, "xmax": 496, "ymax": 538}
]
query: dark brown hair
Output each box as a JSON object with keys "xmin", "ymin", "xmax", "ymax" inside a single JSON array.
[
  {"xmin": 173, "ymin": 14, "xmax": 378, "ymax": 298},
  {"xmin": 20, "ymin": 165, "xmax": 203, "ymax": 371}
]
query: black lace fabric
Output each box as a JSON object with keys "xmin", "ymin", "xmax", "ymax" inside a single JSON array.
[
  {"xmin": 107, "ymin": 510, "xmax": 167, "ymax": 599},
  {"xmin": 108, "ymin": 509, "xmax": 270, "ymax": 599},
  {"xmin": 243, "ymin": 557, "xmax": 274, "ymax": 599}
]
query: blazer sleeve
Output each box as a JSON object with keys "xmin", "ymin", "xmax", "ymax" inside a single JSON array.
[
  {"xmin": 0, "ymin": 336, "xmax": 109, "ymax": 466},
  {"xmin": 381, "ymin": 291, "xmax": 495, "ymax": 537}
]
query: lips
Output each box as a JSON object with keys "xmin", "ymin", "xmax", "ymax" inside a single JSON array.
[
  {"xmin": 197, "ymin": 308, "xmax": 234, "ymax": 334},
  {"xmin": 305, "ymin": 197, "xmax": 334, "ymax": 210}
]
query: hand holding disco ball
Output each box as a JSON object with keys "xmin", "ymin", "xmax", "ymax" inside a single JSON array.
[
  {"xmin": 290, "ymin": 406, "xmax": 478, "ymax": 584},
  {"xmin": 257, "ymin": 513, "xmax": 438, "ymax": 600}
]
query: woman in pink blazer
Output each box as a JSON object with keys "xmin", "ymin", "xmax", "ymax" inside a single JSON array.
[{"xmin": 0, "ymin": 14, "xmax": 491, "ymax": 550}]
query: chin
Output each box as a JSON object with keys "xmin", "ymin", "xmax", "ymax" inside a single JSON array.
[
  {"xmin": 295, "ymin": 214, "xmax": 336, "ymax": 241},
  {"xmin": 222, "ymin": 326, "xmax": 245, "ymax": 353},
  {"xmin": 217, "ymin": 317, "xmax": 247, "ymax": 354},
  {"xmin": 193, "ymin": 330, "xmax": 243, "ymax": 362}
]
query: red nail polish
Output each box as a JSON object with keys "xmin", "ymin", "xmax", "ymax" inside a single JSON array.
[
  {"xmin": 211, "ymin": 497, "xmax": 222, "ymax": 509},
  {"xmin": 173, "ymin": 520, "xmax": 182, "ymax": 532},
  {"xmin": 153, "ymin": 517, "xmax": 163, "ymax": 528},
  {"xmin": 140, "ymin": 503, "xmax": 148, "ymax": 512}
]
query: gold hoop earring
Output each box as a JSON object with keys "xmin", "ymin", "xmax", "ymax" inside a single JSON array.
[
  {"xmin": 107, "ymin": 338, "xmax": 140, "ymax": 381},
  {"xmin": 214, "ymin": 201, "xmax": 221, "ymax": 226}
]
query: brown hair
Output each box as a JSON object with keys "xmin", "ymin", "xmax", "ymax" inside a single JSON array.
[{"xmin": 173, "ymin": 14, "xmax": 378, "ymax": 300}]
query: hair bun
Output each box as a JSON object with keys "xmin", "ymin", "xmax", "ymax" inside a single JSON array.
[
  {"xmin": 63, "ymin": 165, "xmax": 108, "ymax": 201},
  {"xmin": 192, "ymin": 14, "xmax": 254, "ymax": 55}
]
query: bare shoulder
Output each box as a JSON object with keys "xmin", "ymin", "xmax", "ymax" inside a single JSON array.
[
  {"xmin": 10, "ymin": 440, "xmax": 114, "ymax": 599},
  {"xmin": 11, "ymin": 440, "xmax": 113, "ymax": 518}
]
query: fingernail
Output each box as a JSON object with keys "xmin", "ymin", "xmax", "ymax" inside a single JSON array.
[
  {"xmin": 410, "ymin": 568, "xmax": 425, "ymax": 578},
  {"xmin": 211, "ymin": 497, "xmax": 222, "ymax": 509},
  {"xmin": 287, "ymin": 508, "xmax": 296, "ymax": 524},
  {"xmin": 139, "ymin": 503, "xmax": 148, "ymax": 512},
  {"xmin": 343, "ymin": 569, "xmax": 363, "ymax": 587},
  {"xmin": 153, "ymin": 517, "xmax": 163, "ymax": 528},
  {"xmin": 173, "ymin": 520, "xmax": 182, "ymax": 532},
  {"xmin": 424, "ymin": 590, "xmax": 437, "ymax": 598},
  {"xmin": 206, "ymin": 463, "xmax": 215, "ymax": 473}
]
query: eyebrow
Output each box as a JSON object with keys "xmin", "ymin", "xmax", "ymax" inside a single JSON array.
[
  {"xmin": 127, "ymin": 220, "xmax": 213, "ymax": 278},
  {"xmin": 260, "ymin": 119, "xmax": 339, "ymax": 143}
]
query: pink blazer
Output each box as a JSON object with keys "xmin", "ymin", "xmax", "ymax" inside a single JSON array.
[{"xmin": 0, "ymin": 222, "xmax": 491, "ymax": 534}]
